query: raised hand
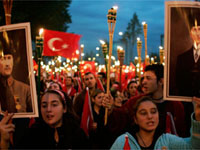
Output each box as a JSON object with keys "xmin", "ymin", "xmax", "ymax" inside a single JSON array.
[
  {"xmin": 0, "ymin": 112, "xmax": 15, "ymax": 149},
  {"xmin": 192, "ymin": 97, "xmax": 200, "ymax": 121}
]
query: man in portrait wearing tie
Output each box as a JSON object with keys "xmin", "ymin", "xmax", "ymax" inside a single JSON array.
[
  {"xmin": 176, "ymin": 18, "xmax": 200, "ymax": 97},
  {"xmin": 176, "ymin": 11, "xmax": 200, "ymax": 134}
]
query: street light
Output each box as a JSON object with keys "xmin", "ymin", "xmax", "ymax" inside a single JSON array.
[{"xmin": 118, "ymin": 31, "xmax": 123, "ymax": 36}]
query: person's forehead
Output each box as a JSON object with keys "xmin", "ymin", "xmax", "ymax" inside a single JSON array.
[
  {"xmin": 85, "ymin": 73, "xmax": 95, "ymax": 78},
  {"xmin": 52, "ymin": 83, "xmax": 59, "ymax": 86},
  {"xmin": 66, "ymin": 77, "xmax": 72, "ymax": 81},
  {"xmin": 138, "ymin": 101, "xmax": 157, "ymax": 110},
  {"xmin": 42, "ymin": 93, "xmax": 60, "ymax": 102},
  {"xmin": 144, "ymin": 71, "xmax": 156, "ymax": 77},
  {"xmin": 1, "ymin": 54, "xmax": 13, "ymax": 58}
]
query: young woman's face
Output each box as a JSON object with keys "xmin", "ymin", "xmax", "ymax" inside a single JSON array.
[
  {"xmin": 92, "ymin": 92, "xmax": 104, "ymax": 107},
  {"xmin": 134, "ymin": 101, "xmax": 159, "ymax": 132},
  {"xmin": 115, "ymin": 91, "xmax": 123, "ymax": 103},
  {"xmin": 41, "ymin": 93, "xmax": 66, "ymax": 128},
  {"xmin": 128, "ymin": 82, "xmax": 137, "ymax": 96}
]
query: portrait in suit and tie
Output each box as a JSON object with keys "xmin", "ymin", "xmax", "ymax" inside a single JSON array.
[
  {"xmin": 175, "ymin": 9, "xmax": 200, "ymax": 98},
  {"xmin": 164, "ymin": 2, "xmax": 200, "ymax": 101}
]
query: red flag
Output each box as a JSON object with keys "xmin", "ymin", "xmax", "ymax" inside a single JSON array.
[
  {"xmin": 96, "ymin": 78, "xmax": 105, "ymax": 92},
  {"xmin": 165, "ymin": 112, "xmax": 178, "ymax": 135},
  {"xmin": 80, "ymin": 87, "xmax": 94, "ymax": 136},
  {"xmin": 33, "ymin": 59, "xmax": 38, "ymax": 71},
  {"xmin": 29, "ymin": 117, "xmax": 36, "ymax": 128},
  {"xmin": 123, "ymin": 135, "xmax": 131, "ymax": 150},
  {"xmin": 75, "ymin": 77, "xmax": 82, "ymax": 93},
  {"xmin": 80, "ymin": 61, "xmax": 96, "ymax": 74},
  {"xmin": 42, "ymin": 29, "xmax": 81, "ymax": 59}
]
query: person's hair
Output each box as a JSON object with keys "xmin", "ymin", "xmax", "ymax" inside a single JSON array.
[
  {"xmin": 110, "ymin": 89, "xmax": 120, "ymax": 100},
  {"xmin": 130, "ymin": 96, "xmax": 157, "ymax": 132},
  {"xmin": 186, "ymin": 8, "xmax": 200, "ymax": 30},
  {"xmin": 137, "ymin": 77, "xmax": 144, "ymax": 94},
  {"xmin": 84, "ymin": 72, "xmax": 95, "ymax": 81},
  {"xmin": 127, "ymin": 80, "xmax": 137, "ymax": 98},
  {"xmin": 91, "ymin": 89, "xmax": 104, "ymax": 99},
  {"xmin": 127, "ymin": 80, "xmax": 137, "ymax": 90},
  {"xmin": 85, "ymin": 72, "xmax": 94, "ymax": 76},
  {"xmin": 48, "ymin": 81, "xmax": 62, "ymax": 90},
  {"xmin": 98, "ymin": 72, "xmax": 106, "ymax": 79},
  {"xmin": 38, "ymin": 89, "xmax": 80, "ymax": 129},
  {"xmin": 66, "ymin": 76, "xmax": 74, "ymax": 83},
  {"xmin": 145, "ymin": 64, "xmax": 163, "ymax": 82},
  {"xmin": 40, "ymin": 89, "xmax": 77, "ymax": 118}
]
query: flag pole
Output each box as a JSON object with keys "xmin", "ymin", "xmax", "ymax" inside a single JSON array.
[{"xmin": 104, "ymin": 6, "xmax": 117, "ymax": 125}]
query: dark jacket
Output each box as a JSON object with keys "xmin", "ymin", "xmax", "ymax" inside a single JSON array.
[
  {"xmin": 15, "ymin": 113, "xmax": 89, "ymax": 149},
  {"xmin": 73, "ymin": 89, "xmax": 87, "ymax": 118}
]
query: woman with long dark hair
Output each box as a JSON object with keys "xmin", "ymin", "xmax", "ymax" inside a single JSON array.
[
  {"xmin": 111, "ymin": 96, "xmax": 200, "ymax": 149},
  {"xmin": 14, "ymin": 89, "xmax": 88, "ymax": 149}
]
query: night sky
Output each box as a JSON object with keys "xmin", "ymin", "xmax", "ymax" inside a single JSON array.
[{"xmin": 68, "ymin": 0, "xmax": 165, "ymax": 60}]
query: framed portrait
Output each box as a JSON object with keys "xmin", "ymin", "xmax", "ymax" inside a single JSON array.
[
  {"xmin": 164, "ymin": 1, "xmax": 200, "ymax": 101},
  {"xmin": 0, "ymin": 22, "xmax": 38, "ymax": 118}
]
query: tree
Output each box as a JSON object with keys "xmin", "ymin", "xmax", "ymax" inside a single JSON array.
[
  {"xmin": 120, "ymin": 12, "xmax": 142, "ymax": 64},
  {"xmin": 84, "ymin": 51, "xmax": 96, "ymax": 61},
  {"xmin": 0, "ymin": 0, "xmax": 72, "ymax": 40}
]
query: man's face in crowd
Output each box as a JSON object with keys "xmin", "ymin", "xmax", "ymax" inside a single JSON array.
[
  {"xmin": 142, "ymin": 71, "xmax": 158, "ymax": 95},
  {"xmin": 191, "ymin": 26, "xmax": 200, "ymax": 44},
  {"xmin": 0, "ymin": 54, "xmax": 13, "ymax": 77},
  {"xmin": 66, "ymin": 77, "xmax": 72, "ymax": 86},
  {"xmin": 84, "ymin": 73, "xmax": 96, "ymax": 89}
]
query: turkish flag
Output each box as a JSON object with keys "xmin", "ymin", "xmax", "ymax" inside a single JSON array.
[
  {"xmin": 80, "ymin": 87, "xmax": 94, "ymax": 136},
  {"xmin": 80, "ymin": 61, "xmax": 96, "ymax": 75},
  {"xmin": 33, "ymin": 59, "xmax": 38, "ymax": 71},
  {"xmin": 123, "ymin": 135, "xmax": 131, "ymax": 150},
  {"xmin": 42, "ymin": 29, "xmax": 81, "ymax": 59}
]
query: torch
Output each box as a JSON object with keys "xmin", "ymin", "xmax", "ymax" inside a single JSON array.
[
  {"xmin": 36, "ymin": 28, "xmax": 44, "ymax": 100},
  {"xmin": 142, "ymin": 22, "xmax": 148, "ymax": 65},
  {"xmin": 100, "ymin": 40, "xmax": 108, "ymax": 73},
  {"xmin": 117, "ymin": 46, "xmax": 125, "ymax": 90},
  {"xmin": 105, "ymin": 6, "xmax": 117, "ymax": 125},
  {"xmin": 159, "ymin": 46, "xmax": 164, "ymax": 64},
  {"xmin": 3, "ymin": 0, "xmax": 13, "ymax": 25},
  {"xmin": 137, "ymin": 37, "xmax": 142, "ymax": 81}
]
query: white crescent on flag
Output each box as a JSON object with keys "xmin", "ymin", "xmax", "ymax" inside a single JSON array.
[
  {"xmin": 85, "ymin": 64, "xmax": 92, "ymax": 70},
  {"xmin": 48, "ymin": 37, "xmax": 69, "ymax": 51}
]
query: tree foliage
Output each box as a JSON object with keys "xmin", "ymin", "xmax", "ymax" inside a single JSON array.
[
  {"xmin": 120, "ymin": 12, "xmax": 142, "ymax": 64},
  {"xmin": 0, "ymin": 0, "xmax": 72, "ymax": 40}
]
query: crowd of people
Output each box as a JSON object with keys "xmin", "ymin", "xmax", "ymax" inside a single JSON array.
[{"xmin": 0, "ymin": 63, "xmax": 200, "ymax": 149}]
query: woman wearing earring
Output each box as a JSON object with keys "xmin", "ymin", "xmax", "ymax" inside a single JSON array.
[
  {"xmin": 90, "ymin": 89, "xmax": 107, "ymax": 149},
  {"xmin": 111, "ymin": 96, "xmax": 200, "ymax": 149},
  {"xmin": 15, "ymin": 89, "xmax": 88, "ymax": 149},
  {"xmin": 127, "ymin": 80, "xmax": 138, "ymax": 98}
]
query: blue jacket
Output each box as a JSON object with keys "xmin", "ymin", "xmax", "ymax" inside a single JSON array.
[{"xmin": 111, "ymin": 113, "xmax": 200, "ymax": 149}]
